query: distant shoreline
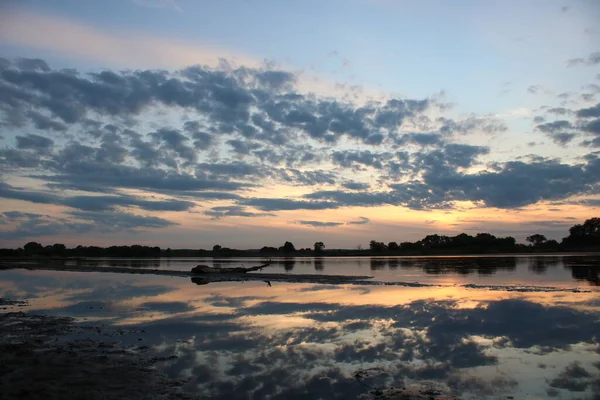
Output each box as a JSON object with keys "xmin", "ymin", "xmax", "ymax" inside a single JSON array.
[{"xmin": 1, "ymin": 250, "xmax": 600, "ymax": 261}]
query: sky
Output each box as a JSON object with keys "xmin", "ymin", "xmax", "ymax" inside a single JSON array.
[{"xmin": 0, "ymin": 0, "xmax": 599, "ymax": 249}]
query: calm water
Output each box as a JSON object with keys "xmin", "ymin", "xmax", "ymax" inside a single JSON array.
[{"xmin": 1, "ymin": 255, "xmax": 599, "ymax": 399}]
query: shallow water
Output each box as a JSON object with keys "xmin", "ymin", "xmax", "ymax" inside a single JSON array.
[{"xmin": 1, "ymin": 255, "xmax": 599, "ymax": 399}]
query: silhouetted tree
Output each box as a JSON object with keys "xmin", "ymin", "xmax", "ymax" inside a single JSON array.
[
  {"xmin": 24, "ymin": 242, "xmax": 43, "ymax": 255},
  {"xmin": 563, "ymin": 217, "xmax": 600, "ymax": 247},
  {"xmin": 212, "ymin": 245, "xmax": 222, "ymax": 252},
  {"xmin": 387, "ymin": 242, "xmax": 399, "ymax": 251},
  {"xmin": 369, "ymin": 240, "xmax": 387, "ymax": 252},
  {"xmin": 526, "ymin": 234, "xmax": 547, "ymax": 246},
  {"xmin": 314, "ymin": 241, "xmax": 325, "ymax": 253},
  {"xmin": 281, "ymin": 241, "xmax": 296, "ymax": 253}
]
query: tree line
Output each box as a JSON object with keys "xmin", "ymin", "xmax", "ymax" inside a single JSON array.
[{"xmin": 1, "ymin": 217, "xmax": 598, "ymax": 258}]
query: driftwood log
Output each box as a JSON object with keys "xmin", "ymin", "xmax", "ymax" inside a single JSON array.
[{"xmin": 191, "ymin": 261, "xmax": 271, "ymax": 274}]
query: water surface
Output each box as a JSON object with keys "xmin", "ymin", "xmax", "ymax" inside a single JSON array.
[{"xmin": 1, "ymin": 255, "xmax": 599, "ymax": 399}]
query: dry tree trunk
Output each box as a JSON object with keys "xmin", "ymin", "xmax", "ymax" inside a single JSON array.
[{"xmin": 190, "ymin": 261, "xmax": 271, "ymax": 274}]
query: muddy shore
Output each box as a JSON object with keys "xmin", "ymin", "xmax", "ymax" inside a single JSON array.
[{"xmin": 0, "ymin": 298, "xmax": 195, "ymax": 400}]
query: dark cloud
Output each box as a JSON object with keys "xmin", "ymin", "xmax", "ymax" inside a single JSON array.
[
  {"xmin": 196, "ymin": 162, "xmax": 265, "ymax": 179},
  {"xmin": 391, "ymin": 132, "xmax": 444, "ymax": 147},
  {"xmin": 567, "ymin": 51, "xmax": 600, "ymax": 67},
  {"xmin": 226, "ymin": 139, "xmax": 261, "ymax": 155},
  {"xmin": 577, "ymin": 103, "xmax": 600, "ymax": 118},
  {"xmin": 15, "ymin": 133, "xmax": 54, "ymax": 153},
  {"xmin": 307, "ymin": 155, "xmax": 600, "ymax": 209},
  {"xmin": 548, "ymin": 362, "xmax": 593, "ymax": 392},
  {"xmin": 348, "ymin": 216, "xmax": 370, "ymax": 225},
  {"xmin": 274, "ymin": 168, "xmax": 336, "ymax": 186},
  {"xmin": 582, "ymin": 118, "xmax": 600, "ymax": 135},
  {"xmin": 0, "ymin": 148, "xmax": 44, "ymax": 169},
  {"xmin": 2, "ymin": 57, "xmax": 600, "ymax": 221},
  {"xmin": 0, "ymin": 59, "xmax": 437, "ymax": 150},
  {"xmin": 417, "ymin": 157, "xmax": 598, "ymax": 208},
  {"xmin": 548, "ymin": 132, "xmax": 576, "ymax": 145},
  {"xmin": 331, "ymin": 150, "xmax": 393, "ymax": 169},
  {"xmin": 255, "ymin": 70, "xmax": 296, "ymax": 89},
  {"xmin": 204, "ymin": 205, "xmax": 274, "ymax": 219},
  {"xmin": 0, "ymin": 208, "xmax": 176, "ymax": 240},
  {"xmin": 581, "ymin": 137, "xmax": 600, "ymax": 147},
  {"xmin": 14, "ymin": 58, "xmax": 50, "ymax": 72},
  {"xmin": 241, "ymin": 198, "xmax": 338, "ymax": 211},
  {"xmin": 341, "ymin": 181, "xmax": 370, "ymax": 190},
  {"xmin": 536, "ymin": 120, "xmax": 577, "ymax": 145},
  {"xmin": 45, "ymin": 161, "xmax": 251, "ymax": 193},
  {"xmin": 68, "ymin": 210, "xmax": 177, "ymax": 229},
  {"xmin": 185, "ymin": 191, "xmax": 243, "ymax": 200},
  {"xmin": 423, "ymin": 143, "xmax": 490, "ymax": 168},
  {"xmin": 305, "ymin": 186, "xmax": 449, "ymax": 210},
  {"xmin": 296, "ymin": 220, "xmax": 344, "ymax": 227},
  {"xmin": 0, "ymin": 181, "xmax": 196, "ymax": 213},
  {"xmin": 0, "ymin": 181, "xmax": 57, "ymax": 204},
  {"xmin": 150, "ymin": 128, "xmax": 196, "ymax": 163},
  {"xmin": 546, "ymin": 107, "xmax": 573, "ymax": 116},
  {"xmin": 437, "ymin": 116, "xmax": 507, "ymax": 135},
  {"xmin": 61, "ymin": 195, "xmax": 196, "ymax": 212},
  {"xmin": 536, "ymin": 120, "xmax": 573, "ymax": 132},
  {"xmin": 26, "ymin": 110, "xmax": 68, "ymax": 131}
]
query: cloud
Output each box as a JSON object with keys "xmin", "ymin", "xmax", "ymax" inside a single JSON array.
[
  {"xmin": 68, "ymin": 210, "xmax": 177, "ymax": 229},
  {"xmin": 241, "ymin": 198, "xmax": 338, "ymax": 211},
  {"xmin": 306, "ymin": 155, "xmax": 600, "ymax": 209},
  {"xmin": 42, "ymin": 161, "xmax": 251, "ymax": 193},
  {"xmin": 0, "ymin": 209, "xmax": 175, "ymax": 240},
  {"xmin": 131, "ymin": 0, "xmax": 182, "ymax": 12},
  {"xmin": 204, "ymin": 206, "xmax": 274, "ymax": 219},
  {"xmin": 0, "ymin": 181, "xmax": 196, "ymax": 213},
  {"xmin": 546, "ymin": 107, "xmax": 573, "ymax": 116},
  {"xmin": 0, "ymin": 182, "xmax": 57, "ymax": 204},
  {"xmin": 341, "ymin": 181, "xmax": 370, "ymax": 190},
  {"xmin": 1, "ymin": 56, "xmax": 600, "ymax": 227},
  {"xmin": 0, "ymin": 57, "xmax": 435, "ymax": 151},
  {"xmin": 577, "ymin": 103, "xmax": 600, "ymax": 118},
  {"xmin": 61, "ymin": 195, "xmax": 196, "ymax": 212},
  {"xmin": 348, "ymin": 216, "xmax": 370, "ymax": 225},
  {"xmin": 548, "ymin": 362, "xmax": 593, "ymax": 392},
  {"xmin": 567, "ymin": 51, "xmax": 600, "ymax": 67},
  {"xmin": 536, "ymin": 121, "xmax": 577, "ymax": 145},
  {"xmin": 15, "ymin": 134, "xmax": 55, "ymax": 153},
  {"xmin": 437, "ymin": 116, "xmax": 507, "ymax": 136},
  {"xmin": 331, "ymin": 150, "xmax": 393, "ymax": 169},
  {"xmin": 296, "ymin": 220, "xmax": 344, "ymax": 227},
  {"xmin": 536, "ymin": 120, "xmax": 573, "ymax": 132},
  {"xmin": 391, "ymin": 132, "xmax": 444, "ymax": 147}
]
